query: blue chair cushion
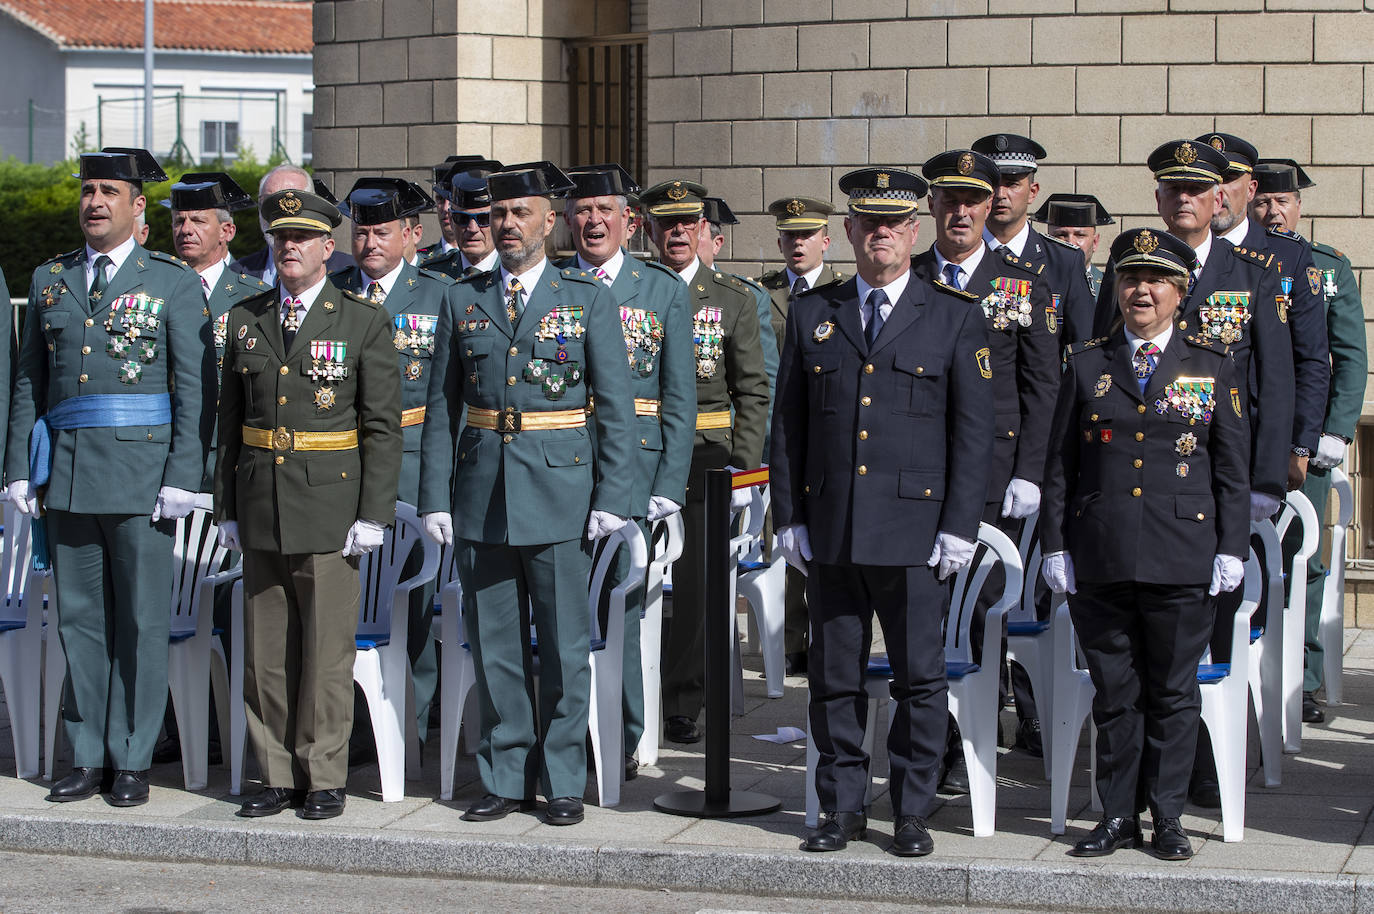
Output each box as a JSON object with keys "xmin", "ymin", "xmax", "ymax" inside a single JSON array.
[
  {"xmin": 1250, "ymin": 625, "xmax": 1264, "ymax": 643},
  {"xmin": 1008, "ymin": 620, "xmax": 1051, "ymax": 636},
  {"xmin": 738, "ymin": 560, "xmax": 768, "ymax": 573},
  {"xmin": 866, "ymin": 654, "xmax": 892, "ymax": 677},
  {"xmin": 168, "ymin": 630, "xmax": 195, "ymax": 643},
  {"xmin": 1197, "ymin": 663, "xmax": 1230, "ymax": 684},
  {"xmin": 0, "ymin": 620, "xmax": 27, "ymax": 634},
  {"xmin": 356, "ymin": 637, "xmax": 390, "ymax": 650},
  {"xmin": 946, "ymin": 661, "xmax": 980, "ymax": 680}
]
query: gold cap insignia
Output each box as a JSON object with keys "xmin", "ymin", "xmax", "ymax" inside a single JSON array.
[
  {"xmin": 876, "ymin": 172, "xmax": 890, "ymax": 189},
  {"xmin": 1209, "ymin": 135, "xmax": 1225, "ymax": 151},
  {"xmin": 786, "ymin": 199, "xmax": 805, "ymax": 216},
  {"xmin": 666, "ymin": 181, "xmax": 687, "ymax": 201},
  {"xmin": 279, "ymin": 192, "xmax": 302, "ymax": 215},
  {"xmin": 1174, "ymin": 142, "xmax": 1198, "ymax": 166},
  {"xmin": 958, "ymin": 152, "xmax": 974, "ymax": 175},
  {"xmin": 1134, "ymin": 229, "xmax": 1159, "ymax": 254}
]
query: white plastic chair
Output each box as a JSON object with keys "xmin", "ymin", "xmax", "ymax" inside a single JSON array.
[
  {"xmin": 1005, "ymin": 512, "xmax": 1054, "ymax": 780},
  {"xmin": 0, "ymin": 505, "xmax": 48, "ymax": 778},
  {"xmin": 639, "ymin": 512, "xmax": 684, "ymax": 768},
  {"xmin": 1198, "ymin": 547, "xmax": 1263, "ymax": 843},
  {"xmin": 1244, "ymin": 520, "xmax": 1285, "ymax": 788},
  {"xmin": 1274, "ymin": 491, "xmax": 1319, "ymax": 754},
  {"xmin": 166, "ymin": 494, "xmax": 240, "ymax": 790},
  {"xmin": 805, "ymin": 522, "xmax": 1022, "ymax": 838},
  {"xmin": 1320, "ymin": 467, "xmax": 1353, "ymax": 705},
  {"xmin": 733, "ymin": 485, "xmax": 785, "ymax": 701},
  {"xmin": 436, "ymin": 538, "xmax": 475, "ymax": 802},
  {"xmin": 41, "ymin": 575, "xmax": 63, "ymax": 781},
  {"xmin": 1046, "ymin": 595, "xmax": 1099, "ymax": 835}
]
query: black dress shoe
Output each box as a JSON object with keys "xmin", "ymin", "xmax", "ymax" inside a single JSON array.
[
  {"xmin": 545, "ymin": 796, "xmax": 584, "ymax": 825},
  {"xmin": 1303, "ymin": 692, "xmax": 1325, "ymax": 724},
  {"xmin": 890, "ymin": 815, "xmax": 935, "ymax": 857},
  {"xmin": 1067, "ymin": 816, "xmax": 1143, "ymax": 857},
  {"xmin": 462, "ymin": 793, "xmax": 535, "ymax": 822},
  {"xmin": 785, "ymin": 651, "xmax": 808, "ymax": 676},
  {"xmin": 1151, "ymin": 817, "xmax": 1193, "ymax": 860},
  {"xmin": 800, "ymin": 811, "xmax": 866, "ymax": 852},
  {"xmin": 236, "ymin": 786, "xmax": 306, "ymax": 818},
  {"xmin": 664, "ymin": 715, "xmax": 701, "ymax": 744},
  {"xmin": 1014, "ymin": 718, "xmax": 1044, "ymax": 758},
  {"xmin": 46, "ymin": 767, "xmax": 105, "ymax": 803},
  {"xmin": 299, "ymin": 788, "xmax": 346, "ymax": 820},
  {"xmin": 625, "ymin": 755, "xmax": 639, "ymax": 781},
  {"xmin": 108, "ymin": 770, "xmax": 150, "ymax": 807},
  {"xmin": 940, "ymin": 753, "xmax": 969, "ymax": 795},
  {"xmin": 1188, "ymin": 777, "xmax": 1221, "ymax": 809}
]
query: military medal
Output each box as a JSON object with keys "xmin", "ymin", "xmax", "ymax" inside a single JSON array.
[
  {"xmin": 1163, "ymin": 378, "xmax": 1215, "ymax": 424},
  {"xmin": 118, "ymin": 360, "xmax": 142, "ymax": 384},
  {"xmin": 983, "ymin": 277, "xmax": 1032, "ymax": 332},
  {"xmin": 1093, "ymin": 373, "xmax": 1112, "ymax": 398},
  {"xmin": 237, "ymin": 324, "xmax": 248, "ymax": 340},
  {"xmin": 813, "ymin": 320, "xmax": 835, "ymax": 342},
  {"xmin": 308, "ymin": 340, "xmax": 349, "ymax": 382},
  {"xmin": 1307, "ymin": 266, "xmax": 1323, "ymax": 297},
  {"xmin": 315, "ymin": 387, "xmax": 336, "ymax": 410},
  {"xmin": 245, "ymin": 338, "xmax": 257, "ymax": 350},
  {"xmin": 106, "ymin": 336, "xmax": 131, "ymax": 359},
  {"xmin": 138, "ymin": 339, "xmax": 158, "ymax": 363},
  {"xmin": 1323, "ymin": 269, "xmax": 1338, "ymax": 299},
  {"xmin": 1175, "ymin": 431, "xmax": 1198, "ymax": 456},
  {"xmin": 1176, "ymin": 461, "xmax": 1190, "ymax": 478},
  {"xmin": 694, "ymin": 306, "xmax": 724, "ymax": 379},
  {"xmin": 1230, "ymin": 386, "xmax": 1242, "ymax": 418},
  {"xmin": 523, "ymin": 359, "xmax": 547, "ymax": 382},
  {"xmin": 543, "ymin": 373, "xmax": 567, "ymax": 399},
  {"xmin": 1198, "ymin": 292, "xmax": 1251, "ymax": 345},
  {"xmin": 406, "ymin": 360, "xmax": 423, "ymax": 381},
  {"xmin": 213, "ymin": 313, "xmax": 228, "ymax": 351}
]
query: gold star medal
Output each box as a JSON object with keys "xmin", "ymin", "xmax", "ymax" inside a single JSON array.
[
  {"xmin": 406, "ymin": 360, "xmax": 423, "ymax": 381},
  {"xmin": 315, "ymin": 387, "xmax": 336, "ymax": 410},
  {"xmin": 1175, "ymin": 432, "xmax": 1198, "ymax": 456},
  {"xmin": 813, "ymin": 320, "xmax": 835, "ymax": 342}
]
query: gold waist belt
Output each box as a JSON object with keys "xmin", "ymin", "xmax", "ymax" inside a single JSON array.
[
  {"xmin": 466, "ymin": 406, "xmax": 587, "ymax": 433},
  {"xmin": 243, "ymin": 426, "xmax": 358, "ymax": 452}
]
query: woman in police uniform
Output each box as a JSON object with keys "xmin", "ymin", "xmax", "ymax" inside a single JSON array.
[{"xmin": 1039, "ymin": 228, "xmax": 1249, "ymax": 861}]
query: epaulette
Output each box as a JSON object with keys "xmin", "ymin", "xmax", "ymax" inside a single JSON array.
[
  {"xmin": 1311, "ymin": 240, "xmax": 1346, "ymax": 260},
  {"xmin": 244, "ymin": 273, "xmax": 269, "ymax": 288},
  {"xmin": 708, "ymin": 270, "xmax": 752, "ymax": 299},
  {"xmin": 1266, "ymin": 225, "xmax": 1305, "ymax": 243},
  {"xmin": 1183, "ymin": 332, "xmax": 1228, "ymax": 355},
  {"xmin": 40, "ymin": 249, "xmax": 81, "ymax": 273},
  {"xmin": 239, "ymin": 285, "xmax": 276, "ymax": 307},
  {"xmin": 1065, "ymin": 336, "xmax": 1108, "ymax": 356},
  {"xmin": 558, "ymin": 266, "xmax": 601, "ymax": 286},
  {"xmin": 341, "ymin": 288, "xmax": 376, "ymax": 307},
  {"xmin": 1043, "ymin": 233, "xmax": 1081, "ymax": 252},
  {"xmin": 327, "ymin": 264, "xmax": 353, "ymax": 279},
  {"xmin": 1232, "ymin": 246, "xmax": 1275, "ymax": 269},
  {"xmin": 641, "ymin": 259, "xmax": 682, "ymax": 281},
  {"xmin": 759, "ymin": 268, "xmax": 786, "ymax": 289},
  {"xmin": 146, "ymin": 248, "xmax": 190, "ymax": 268},
  {"xmin": 735, "ymin": 273, "xmax": 767, "ymax": 295},
  {"xmin": 933, "ymin": 279, "xmax": 979, "ymax": 302},
  {"xmin": 1001, "ymin": 250, "xmax": 1044, "ymax": 275},
  {"xmin": 417, "ymin": 266, "xmax": 455, "ymax": 284}
]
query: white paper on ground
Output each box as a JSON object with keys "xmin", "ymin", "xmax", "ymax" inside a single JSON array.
[{"xmin": 752, "ymin": 726, "xmax": 806, "ymax": 744}]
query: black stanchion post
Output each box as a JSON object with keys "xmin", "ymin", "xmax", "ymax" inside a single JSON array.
[{"xmin": 655, "ymin": 468, "xmax": 780, "ymax": 818}]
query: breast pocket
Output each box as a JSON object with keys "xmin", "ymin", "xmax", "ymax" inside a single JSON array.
[
  {"xmin": 233, "ymin": 350, "xmax": 271, "ymax": 413},
  {"xmin": 1079, "ymin": 404, "xmax": 1113, "ymax": 445},
  {"xmin": 806, "ymin": 352, "xmax": 843, "ymax": 414},
  {"xmin": 461, "ymin": 337, "xmax": 494, "ymax": 394},
  {"xmin": 893, "ymin": 352, "xmax": 945, "ymax": 417},
  {"xmin": 39, "ymin": 311, "xmax": 70, "ymax": 366}
]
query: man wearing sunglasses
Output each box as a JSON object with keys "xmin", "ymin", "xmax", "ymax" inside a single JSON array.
[{"xmin": 427, "ymin": 171, "xmax": 502, "ymax": 281}]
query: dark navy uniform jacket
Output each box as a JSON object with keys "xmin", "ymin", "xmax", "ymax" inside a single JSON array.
[
  {"xmin": 1040, "ymin": 329, "xmax": 1250, "ymax": 586},
  {"xmin": 771, "ymin": 271, "xmax": 993, "ymax": 567},
  {"xmin": 1020, "ymin": 225, "xmax": 1098, "ymax": 348}
]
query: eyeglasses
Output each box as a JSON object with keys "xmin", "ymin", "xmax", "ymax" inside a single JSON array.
[{"xmin": 450, "ymin": 210, "xmax": 491, "ymax": 228}]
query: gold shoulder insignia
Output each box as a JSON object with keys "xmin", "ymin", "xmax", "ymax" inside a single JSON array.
[
  {"xmin": 934, "ymin": 279, "xmax": 979, "ymax": 302},
  {"xmin": 1066, "ymin": 336, "xmax": 1108, "ymax": 356},
  {"xmin": 1044, "ymin": 233, "xmax": 1080, "ymax": 251}
]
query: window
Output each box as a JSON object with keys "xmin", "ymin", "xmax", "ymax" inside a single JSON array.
[
  {"xmin": 201, "ymin": 120, "xmax": 239, "ymax": 161},
  {"xmin": 301, "ymin": 113, "xmax": 312, "ymax": 164}
]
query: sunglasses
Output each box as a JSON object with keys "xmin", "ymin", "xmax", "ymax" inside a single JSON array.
[{"xmin": 450, "ymin": 210, "xmax": 491, "ymax": 228}]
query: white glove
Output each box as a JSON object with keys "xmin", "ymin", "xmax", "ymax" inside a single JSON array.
[
  {"xmin": 5, "ymin": 480, "xmax": 36, "ymax": 516},
  {"xmin": 1312, "ymin": 434, "xmax": 1347, "ymax": 470},
  {"xmin": 150, "ymin": 485, "xmax": 197, "ymax": 522},
  {"xmin": 217, "ymin": 520, "xmax": 242, "ymax": 552},
  {"xmin": 342, "ymin": 519, "xmax": 386, "ymax": 557},
  {"xmin": 586, "ymin": 509, "xmax": 629, "ymax": 542},
  {"xmin": 723, "ymin": 465, "xmax": 752, "ymax": 511},
  {"xmin": 423, "ymin": 511, "xmax": 453, "ymax": 546},
  {"xmin": 927, "ymin": 531, "xmax": 976, "ymax": 581},
  {"xmin": 1001, "ymin": 477, "xmax": 1041, "ymax": 520},
  {"xmin": 1209, "ymin": 553, "xmax": 1245, "ymax": 596},
  {"xmin": 776, "ymin": 523, "xmax": 813, "ymax": 576},
  {"xmin": 1249, "ymin": 490, "xmax": 1282, "ymax": 522},
  {"xmin": 647, "ymin": 496, "xmax": 682, "ymax": 522},
  {"xmin": 1040, "ymin": 551, "xmax": 1077, "ymax": 594}
]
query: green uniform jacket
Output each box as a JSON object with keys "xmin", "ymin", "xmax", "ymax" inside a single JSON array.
[
  {"xmin": 214, "ymin": 277, "xmax": 402, "ymax": 553},
  {"xmin": 558, "ymin": 253, "xmax": 696, "ymax": 517},
  {"xmin": 202, "ymin": 265, "xmax": 272, "ymax": 489},
  {"xmin": 332, "ymin": 261, "xmax": 455, "ymax": 505},
  {"xmin": 6, "ymin": 245, "xmax": 211, "ymax": 511},
  {"xmin": 760, "ymin": 264, "xmax": 847, "ymax": 352},
  {"xmin": 418, "ymin": 261, "xmax": 636, "ymax": 545},
  {"xmin": 684, "ymin": 264, "xmax": 770, "ymax": 470},
  {"xmin": 1310, "ymin": 242, "xmax": 1367, "ymax": 441}
]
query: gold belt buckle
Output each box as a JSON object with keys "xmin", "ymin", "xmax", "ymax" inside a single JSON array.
[
  {"xmin": 498, "ymin": 407, "xmax": 521, "ymax": 433},
  {"xmin": 273, "ymin": 427, "xmax": 292, "ymax": 451}
]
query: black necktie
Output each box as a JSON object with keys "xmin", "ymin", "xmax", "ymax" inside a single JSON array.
[
  {"xmin": 89, "ymin": 254, "xmax": 112, "ymax": 303},
  {"xmin": 791, "ymin": 276, "xmax": 808, "ymax": 299},
  {"xmin": 864, "ymin": 289, "xmax": 888, "ymax": 349}
]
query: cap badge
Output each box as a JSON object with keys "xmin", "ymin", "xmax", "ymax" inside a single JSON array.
[
  {"xmin": 1209, "ymin": 135, "xmax": 1225, "ymax": 151},
  {"xmin": 666, "ymin": 182, "xmax": 687, "ymax": 201},
  {"xmin": 786, "ymin": 199, "xmax": 805, "ymax": 216},
  {"xmin": 957, "ymin": 152, "xmax": 974, "ymax": 175},
  {"xmin": 1134, "ymin": 230, "xmax": 1160, "ymax": 255},
  {"xmin": 995, "ymin": 135, "xmax": 1009, "ymax": 152},
  {"xmin": 1174, "ymin": 142, "xmax": 1198, "ymax": 166},
  {"xmin": 876, "ymin": 172, "xmax": 890, "ymax": 189},
  {"xmin": 279, "ymin": 192, "xmax": 302, "ymax": 215}
]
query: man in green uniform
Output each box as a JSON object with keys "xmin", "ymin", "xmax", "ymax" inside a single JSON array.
[
  {"xmin": 759, "ymin": 195, "xmax": 844, "ymax": 677},
  {"xmin": 1031, "ymin": 193, "xmax": 1114, "ymax": 333},
  {"xmin": 6, "ymin": 147, "xmax": 211, "ymax": 806},
  {"xmin": 418, "ymin": 161, "xmax": 636, "ymax": 826},
  {"xmin": 642, "ymin": 179, "xmax": 770, "ymax": 744},
  {"xmin": 424, "ymin": 159, "xmax": 504, "ymax": 281},
  {"xmin": 215, "ymin": 188, "xmax": 402, "ymax": 820},
  {"xmin": 561, "ymin": 164, "xmax": 695, "ymax": 778},
  {"xmin": 332, "ymin": 176, "xmax": 453, "ymax": 748},
  {"xmin": 1253, "ymin": 158, "xmax": 1368, "ymax": 722}
]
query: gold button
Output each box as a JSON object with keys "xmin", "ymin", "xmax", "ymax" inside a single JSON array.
[
  {"xmin": 641, "ymin": 438, "xmax": 648, "ymax": 445},
  {"xmin": 460, "ymin": 451, "xmax": 468, "ymax": 459},
  {"xmin": 274, "ymin": 455, "xmax": 284, "ymax": 465},
  {"xmin": 1008, "ymin": 430, "xmax": 1015, "ymax": 438},
  {"xmin": 859, "ymin": 430, "xmax": 868, "ymax": 440},
  {"xmin": 861, "ymin": 396, "xmax": 871, "ymax": 406},
  {"xmin": 1197, "ymin": 512, "xmax": 1205, "ymax": 520},
  {"xmin": 924, "ymin": 488, "xmax": 932, "ymax": 496},
  {"xmin": 804, "ymin": 485, "xmax": 811, "ymax": 493},
  {"xmin": 466, "ymin": 348, "xmax": 473, "ymax": 357},
  {"xmin": 146, "ymin": 433, "xmax": 153, "ymax": 441},
  {"xmin": 278, "ymin": 396, "xmax": 287, "ymax": 405},
  {"xmin": 502, "ymin": 435, "xmax": 512, "ymax": 444},
  {"xmin": 81, "ymin": 345, "xmax": 91, "ymax": 355},
  {"xmin": 509, "ymin": 346, "xmax": 518, "ymax": 356},
  {"xmin": 1131, "ymin": 487, "xmax": 1142, "ymax": 497},
  {"xmin": 341, "ymin": 471, "xmax": 348, "ymax": 479},
  {"xmin": 1179, "ymin": 320, "xmax": 1188, "ymax": 330},
  {"xmin": 47, "ymin": 343, "xmax": 53, "ymax": 351},
  {"xmin": 43, "ymin": 322, "xmax": 50, "ymax": 330},
  {"xmin": 857, "ymin": 465, "xmax": 867, "ymax": 475},
  {"xmin": 242, "ymin": 367, "xmax": 249, "ymax": 373},
  {"xmin": 1137, "ymin": 404, "xmax": 1146, "ymax": 414},
  {"xmin": 78, "ymin": 373, "xmax": 87, "ymax": 383},
  {"xmin": 813, "ymin": 365, "xmax": 821, "ymax": 374},
  {"xmin": 574, "ymin": 455, "xmax": 581, "ymax": 463},
  {"xmin": 916, "ymin": 366, "xmax": 924, "ymax": 374},
  {"xmin": 84, "ymin": 318, "xmax": 94, "ymax": 327},
  {"xmin": 507, "ymin": 376, "xmax": 516, "ymax": 386},
  {"xmin": 1135, "ymin": 432, "xmax": 1144, "ymax": 441},
  {"xmin": 279, "ymin": 365, "xmax": 289, "ymax": 375},
  {"xmin": 1090, "ymin": 413, "xmax": 1099, "ymax": 422},
  {"xmin": 864, "ymin": 363, "xmax": 874, "ymax": 374},
  {"xmin": 1189, "ymin": 418, "xmax": 1196, "ymax": 425},
  {"xmin": 1133, "ymin": 458, "xmax": 1142, "ymax": 468},
  {"xmin": 469, "ymin": 373, "xmax": 478, "ymax": 383}
]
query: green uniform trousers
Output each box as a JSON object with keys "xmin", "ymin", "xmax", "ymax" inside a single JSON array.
[
  {"xmin": 458, "ymin": 537, "xmax": 591, "ymax": 801},
  {"xmin": 242, "ymin": 548, "xmax": 358, "ymax": 791},
  {"xmin": 48, "ymin": 509, "xmax": 172, "ymax": 770},
  {"xmin": 1284, "ymin": 466, "xmax": 1336, "ymax": 693}
]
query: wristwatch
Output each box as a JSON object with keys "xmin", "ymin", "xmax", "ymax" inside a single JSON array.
[{"xmin": 1292, "ymin": 446, "xmax": 1312, "ymax": 458}]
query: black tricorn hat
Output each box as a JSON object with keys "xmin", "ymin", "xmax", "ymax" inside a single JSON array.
[
  {"xmin": 312, "ymin": 177, "xmax": 340, "ymax": 205},
  {"xmin": 435, "ymin": 156, "xmax": 504, "ymax": 199},
  {"xmin": 565, "ymin": 163, "xmax": 639, "ymax": 200},
  {"xmin": 1031, "ymin": 193, "xmax": 1114, "ymax": 228},
  {"xmin": 486, "ymin": 161, "xmax": 577, "ymax": 203},
  {"xmin": 702, "ymin": 196, "xmax": 738, "ymax": 226},
  {"xmin": 76, "ymin": 147, "xmax": 168, "ymax": 184},
  {"xmin": 343, "ymin": 177, "xmax": 435, "ymax": 225},
  {"xmin": 1256, "ymin": 158, "xmax": 1316, "ymax": 192},
  {"xmin": 160, "ymin": 171, "xmax": 254, "ymax": 212}
]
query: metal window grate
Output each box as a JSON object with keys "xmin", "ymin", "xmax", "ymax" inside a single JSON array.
[{"xmin": 566, "ymin": 33, "xmax": 647, "ymax": 184}]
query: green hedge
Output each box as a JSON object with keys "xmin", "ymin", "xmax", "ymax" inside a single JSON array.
[{"xmin": 0, "ymin": 156, "xmax": 289, "ymax": 295}]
